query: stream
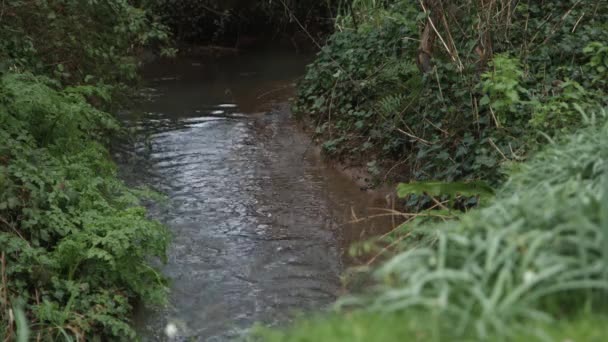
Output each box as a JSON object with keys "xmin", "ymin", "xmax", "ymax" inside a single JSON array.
[{"xmin": 117, "ymin": 49, "xmax": 393, "ymax": 341}]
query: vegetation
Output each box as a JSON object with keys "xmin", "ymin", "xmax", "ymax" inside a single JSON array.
[
  {"xmin": 260, "ymin": 0, "xmax": 608, "ymax": 340},
  {"xmin": 0, "ymin": 1, "xmax": 171, "ymax": 340},
  {"xmin": 258, "ymin": 108, "xmax": 608, "ymax": 340},
  {"xmin": 2, "ymin": 0, "xmax": 608, "ymax": 340},
  {"xmin": 258, "ymin": 311, "xmax": 608, "ymax": 342},
  {"xmin": 295, "ymin": 0, "xmax": 608, "ymax": 183},
  {"xmin": 148, "ymin": 0, "xmax": 341, "ymax": 46}
]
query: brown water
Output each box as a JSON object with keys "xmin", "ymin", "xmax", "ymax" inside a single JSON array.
[{"xmin": 117, "ymin": 50, "xmax": 394, "ymax": 341}]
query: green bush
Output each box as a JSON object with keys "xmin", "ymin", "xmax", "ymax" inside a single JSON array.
[
  {"xmin": 0, "ymin": 0, "xmax": 171, "ymax": 85},
  {"xmin": 295, "ymin": 0, "xmax": 608, "ymax": 184},
  {"xmin": 351, "ymin": 112, "xmax": 606, "ymax": 338},
  {"xmin": 0, "ymin": 72, "xmax": 169, "ymax": 340},
  {"xmin": 0, "ymin": 1, "xmax": 173, "ymax": 339}
]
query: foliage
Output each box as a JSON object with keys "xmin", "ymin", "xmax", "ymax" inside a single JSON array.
[
  {"xmin": 583, "ymin": 42, "xmax": 608, "ymax": 89},
  {"xmin": 396, "ymin": 181, "xmax": 494, "ymax": 200},
  {"xmin": 396, "ymin": 180, "xmax": 494, "ymax": 212},
  {"xmin": 0, "ymin": 1, "xmax": 171, "ymax": 340},
  {"xmin": 262, "ymin": 110, "xmax": 608, "ymax": 340},
  {"xmin": 256, "ymin": 310, "xmax": 608, "ymax": 342},
  {"xmin": 338, "ymin": 115, "xmax": 607, "ymax": 339},
  {"xmin": 0, "ymin": 0, "xmax": 171, "ymax": 85},
  {"xmin": 266, "ymin": 2, "xmax": 608, "ymax": 340},
  {"xmin": 295, "ymin": 0, "xmax": 608, "ymax": 184},
  {"xmin": 145, "ymin": 0, "xmax": 340, "ymax": 44},
  {"xmin": 479, "ymin": 54, "xmax": 528, "ymax": 126},
  {"xmin": 0, "ymin": 72, "xmax": 169, "ymax": 340}
]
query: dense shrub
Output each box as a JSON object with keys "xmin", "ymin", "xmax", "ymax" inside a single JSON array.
[
  {"xmin": 295, "ymin": 0, "xmax": 608, "ymax": 184},
  {"xmin": 0, "ymin": 1, "xmax": 171, "ymax": 340},
  {"xmin": 0, "ymin": 73, "xmax": 169, "ymax": 340}
]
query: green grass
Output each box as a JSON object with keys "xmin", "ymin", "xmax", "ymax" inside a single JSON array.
[
  {"xmin": 256, "ymin": 311, "xmax": 608, "ymax": 342},
  {"xmin": 255, "ymin": 310, "xmax": 442, "ymax": 342}
]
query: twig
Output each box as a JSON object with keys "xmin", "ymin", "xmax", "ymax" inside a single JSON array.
[
  {"xmin": 0, "ymin": 216, "xmax": 29, "ymax": 246},
  {"xmin": 366, "ymin": 230, "xmax": 414, "ymax": 265},
  {"xmin": 472, "ymin": 94, "xmax": 481, "ymax": 134},
  {"xmin": 339, "ymin": 207, "xmax": 454, "ymax": 227},
  {"xmin": 0, "ymin": 0, "xmax": 5, "ymax": 23},
  {"xmin": 430, "ymin": 196, "xmax": 450, "ymax": 211},
  {"xmin": 383, "ymin": 156, "xmax": 411, "ymax": 182},
  {"xmin": 1, "ymin": 252, "xmax": 7, "ymax": 308},
  {"xmin": 488, "ymin": 138, "xmax": 508, "ymax": 160},
  {"xmin": 424, "ymin": 117, "xmax": 448, "ymax": 136},
  {"xmin": 328, "ymin": 79, "xmax": 339, "ymax": 139},
  {"xmin": 540, "ymin": 0, "xmax": 583, "ymax": 46},
  {"xmin": 418, "ymin": 0, "xmax": 457, "ymax": 64},
  {"xmin": 488, "ymin": 105, "xmax": 501, "ymax": 128},
  {"xmin": 376, "ymin": 203, "xmax": 442, "ymax": 239},
  {"xmin": 256, "ymin": 84, "xmax": 293, "ymax": 99},
  {"xmin": 396, "ymin": 128, "xmax": 432, "ymax": 145},
  {"xmin": 572, "ymin": 12, "xmax": 585, "ymax": 33},
  {"xmin": 434, "ymin": 66, "xmax": 445, "ymax": 102},
  {"xmin": 1, "ymin": 252, "xmax": 12, "ymax": 342},
  {"xmin": 508, "ymin": 142, "xmax": 525, "ymax": 161}
]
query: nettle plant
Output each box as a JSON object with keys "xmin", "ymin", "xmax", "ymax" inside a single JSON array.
[
  {"xmin": 479, "ymin": 54, "xmax": 529, "ymax": 127},
  {"xmin": 0, "ymin": 73, "xmax": 169, "ymax": 341}
]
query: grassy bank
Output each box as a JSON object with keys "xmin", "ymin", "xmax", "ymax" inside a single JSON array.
[
  {"xmin": 0, "ymin": 1, "xmax": 172, "ymax": 340},
  {"xmin": 260, "ymin": 311, "xmax": 608, "ymax": 341},
  {"xmin": 258, "ymin": 108, "xmax": 607, "ymax": 340},
  {"xmin": 259, "ymin": 0, "xmax": 608, "ymax": 340}
]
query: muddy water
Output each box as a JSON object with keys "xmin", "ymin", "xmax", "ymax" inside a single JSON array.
[{"xmin": 118, "ymin": 50, "xmax": 394, "ymax": 341}]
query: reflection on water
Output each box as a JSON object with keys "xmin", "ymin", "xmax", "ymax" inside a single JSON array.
[{"xmin": 117, "ymin": 50, "xmax": 395, "ymax": 341}]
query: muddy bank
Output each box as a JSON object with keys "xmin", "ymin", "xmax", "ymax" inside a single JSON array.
[{"xmin": 296, "ymin": 117, "xmax": 403, "ymax": 202}]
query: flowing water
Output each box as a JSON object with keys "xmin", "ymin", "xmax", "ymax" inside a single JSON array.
[{"xmin": 117, "ymin": 50, "xmax": 394, "ymax": 341}]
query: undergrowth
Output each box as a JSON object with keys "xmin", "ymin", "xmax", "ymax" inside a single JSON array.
[
  {"xmin": 295, "ymin": 0, "xmax": 608, "ymax": 184},
  {"xmin": 258, "ymin": 110, "xmax": 608, "ymax": 340},
  {"xmin": 0, "ymin": 73, "xmax": 169, "ymax": 340},
  {"xmin": 0, "ymin": 1, "xmax": 172, "ymax": 340},
  {"xmin": 262, "ymin": 1, "xmax": 608, "ymax": 340}
]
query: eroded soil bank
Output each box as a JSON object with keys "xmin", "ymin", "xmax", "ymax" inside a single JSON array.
[{"xmin": 117, "ymin": 49, "xmax": 398, "ymax": 341}]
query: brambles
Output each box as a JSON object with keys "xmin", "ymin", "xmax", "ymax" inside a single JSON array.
[{"xmin": 0, "ymin": 0, "xmax": 171, "ymax": 86}]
